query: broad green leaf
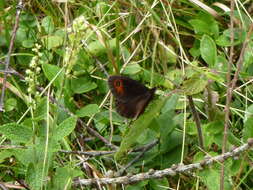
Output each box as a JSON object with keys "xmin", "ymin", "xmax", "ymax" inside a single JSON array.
[
  {"xmin": 86, "ymin": 38, "xmax": 116, "ymax": 56},
  {"xmin": 5, "ymin": 98, "xmax": 17, "ymax": 112},
  {"xmin": 244, "ymin": 41, "xmax": 253, "ymax": 68},
  {"xmin": 149, "ymin": 178, "xmax": 169, "ymax": 190},
  {"xmin": 160, "ymin": 129, "xmax": 182, "ymax": 155},
  {"xmin": 244, "ymin": 104, "xmax": 253, "ymax": 122},
  {"xmin": 198, "ymin": 164, "xmax": 231, "ymax": 190},
  {"xmin": 161, "ymin": 94, "xmax": 179, "ymax": 113},
  {"xmin": 205, "ymin": 71, "xmax": 224, "ymax": 83},
  {"xmin": 54, "ymin": 116, "xmax": 77, "ymax": 141},
  {"xmin": 16, "ymin": 28, "xmax": 27, "ymax": 44},
  {"xmin": 76, "ymin": 104, "xmax": 100, "ymax": 117},
  {"xmin": 70, "ymin": 77, "xmax": 97, "ymax": 94},
  {"xmin": 189, "ymin": 13, "xmax": 219, "ymax": 37},
  {"xmin": 0, "ymin": 123, "xmax": 32, "ymax": 143},
  {"xmin": 243, "ymin": 117, "xmax": 253, "ymax": 142},
  {"xmin": 34, "ymin": 97, "xmax": 48, "ymax": 120},
  {"xmin": 122, "ymin": 63, "xmax": 142, "ymax": 75},
  {"xmin": 22, "ymin": 39, "xmax": 35, "ymax": 48},
  {"xmin": 115, "ymin": 98, "xmax": 167, "ymax": 161},
  {"xmin": 0, "ymin": 150, "xmax": 14, "ymax": 163},
  {"xmin": 50, "ymin": 165, "xmax": 82, "ymax": 189},
  {"xmin": 26, "ymin": 163, "xmax": 43, "ymax": 190},
  {"xmin": 51, "ymin": 166, "xmax": 77, "ymax": 190},
  {"xmin": 42, "ymin": 16, "xmax": 54, "ymax": 34},
  {"xmin": 216, "ymin": 28, "xmax": 246, "ymax": 47},
  {"xmin": 189, "ymin": 19, "xmax": 212, "ymax": 35},
  {"xmin": 181, "ymin": 77, "xmax": 208, "ymax": 95},
  {"xmin": 42, "ymin": 63, "xmax": 64, "ymax": 89},
  {"xmin": 200, "ymin": 35, "xmax": 217, "ymax": 67},
  {"xmin": 43, "ymin": 35, "xmax": 63, "ymax": 50}
]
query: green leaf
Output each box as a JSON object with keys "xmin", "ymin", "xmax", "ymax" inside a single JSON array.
[
  {"xmin": 86, "ymin": 38, "xmax": 116, "ymax": 56},
  {"xmin": 200, "ymin": 35, "xmax": 217, "ymax": 66},
  {"xmin": 198, "ymin": 164, "xmax": 231, "ymax": 190},
  {"xmin": 205, "ymin": 71, "xmax": 224, "ymax": 83},
  {"xmin": 22, "ymin": 39, "xmax": 35, "ymax": 48},
  {"xmin": 122, "ymin": 64, "xmax": 142, "ymax": 75},
  {"xmin": 189, "ymin": 19, "xmax": 213, "ymax": 35},
  {"xmin": 42, "ymin": 63, "xmax": 64, "ymax": 89},
  {"xmin": 243, "ymin": 117, "xmax": 253, "ymax": 142},
  {"xmin": 26, "ymin": 163, "xmax": 43, "ymax": 190},
  {"xmin": 189, "ymin": 13, "xmax": 219, "ymax": 38},
  {"xmin": 149, "ymin": 178, "xmax": 169, "ymax": 190},
  {"xmin": 181, "ymin": 77, "xmax": 208, "ymax": 95},
  {"xmin": 244, "ymin": 104, "xmax": 253, "ymax": 122},
  {"xmin": 70, "ymin": 77, "xmax": 97, "ymax": 94},
  {"xmin": 216, "ymin": 28, "xmax": 246, "ymax": 47},
  {"xmin": 51, "ymin": 166, "xmax": 81, "ymax": 190},
  {"xmin": 0, "ymin": 123, "xmax": 32, "ymax": 143},
  {"xmin": 42, "ymin": 16, "xmax": 54, "ymax": 34},
  {"xmin": 76, "ymin": 104, "xmax": 100, "ymax": 117},
  {"xmin": 115, "ymin": 98, "xmax": 167, "ymax": 161},
  {"xmin": 43, "ymin": 35, "xmax": 63, "ymax": 50},
  {"xmin": 161, "ymin": 94, "xmax": 179, "ymax": 113},
  {"xmin": 0, "ymin": 150, "xmax": 14, "ymax": 163},
  {"xmin": 54, "ymin": 116, "xmax": 77, "ymax": 141},
  {"xmin": 5, "ymin": 98, "xmax": 17, "ymax": 112},
  {"xmin": 244, "ymin": 41, "xmax": 253, "ymax": 69}
]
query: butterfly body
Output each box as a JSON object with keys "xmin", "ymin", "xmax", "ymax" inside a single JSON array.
[{"xmin": 108, "ymin": 75, "xmax": 156, "ymax": 118}]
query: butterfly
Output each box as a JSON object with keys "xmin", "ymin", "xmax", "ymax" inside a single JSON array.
[{"xmin": 108, "ymin": 75, "xmax": 156, "ymax": 119}]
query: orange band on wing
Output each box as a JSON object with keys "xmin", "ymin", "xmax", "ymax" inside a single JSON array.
[{"xmin": 114, "ymin": 79, "xmax": 124, "ymax": 95}]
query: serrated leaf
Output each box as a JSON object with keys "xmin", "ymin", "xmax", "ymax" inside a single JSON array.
[
  {"xmin": 200, "ymin": 35, "xmax": 217, "ymax": 66},
  {"xmin": 42, "ymin": 63, "xmax": 64, "ymax": 89},
  {"xmin": 54, "ymin": 116, "xmax": 77, "ymax": 141},
  {"xmin": 115, "ymin": 98, "xmax": 167, "ymax": 161},
  {"xmin": 76, "ymin": 104, "xmax": 100, "ymax": 117},
  {"xmin": 181, "ymin": 77, "xmax": 208, "ymax": 95},
  {"xmin": 0, "ymin": 123, "xmax": 32, "ymax": 143}
]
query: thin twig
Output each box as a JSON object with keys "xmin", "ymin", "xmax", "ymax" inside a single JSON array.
[
  {"xmin": 74, "ymin": 138, "xmax": 253, "ymax": 186},
  {"xmin": 60, "ymin": 140, "xmax": 159, "ymax": 158},
  {"xmin": 220, "ymin": 1, "xmax": 235, "ymax": 189},
  {"xmin": 220, "ymin": 13, "xmax": 253, "ymax": 190},
  {"xmin": 0, "ymin": 0, "xmax": 24, "ymax": 111},
  {"xmin": 116, "ymin": 139, "xmax": 159, "ymax": 176},
  {"xmin": 59, "ymin": 150, "xmax": 115, "ymax": 157},
  {"xmin": 0, "ymin": 183, "xmax": 8, "ymax": 190},
  {"xmin": 7, "ymin": 170, "xmax": 30, "ymax": 190},
  {"xmin": 0, "ymin": 145, "xmax": 26, "ymax": 149},
  {"xmin": 187, "ymin": 96, "xmax": 204, "ymax": 150}
]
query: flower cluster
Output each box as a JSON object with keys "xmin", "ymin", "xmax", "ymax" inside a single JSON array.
[{"xmin": 25, "ymin": 43, "xmax": 42, "ymax": 108}]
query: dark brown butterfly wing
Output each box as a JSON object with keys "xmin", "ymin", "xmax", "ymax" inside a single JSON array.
[{"xmin": 108, "ymin": 75, "xmax": 156, "ymax": 118}]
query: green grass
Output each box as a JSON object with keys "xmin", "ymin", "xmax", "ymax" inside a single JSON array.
[{"xmin": 0, "ymin": 0, "xmax": 253, "ymax": 189}]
